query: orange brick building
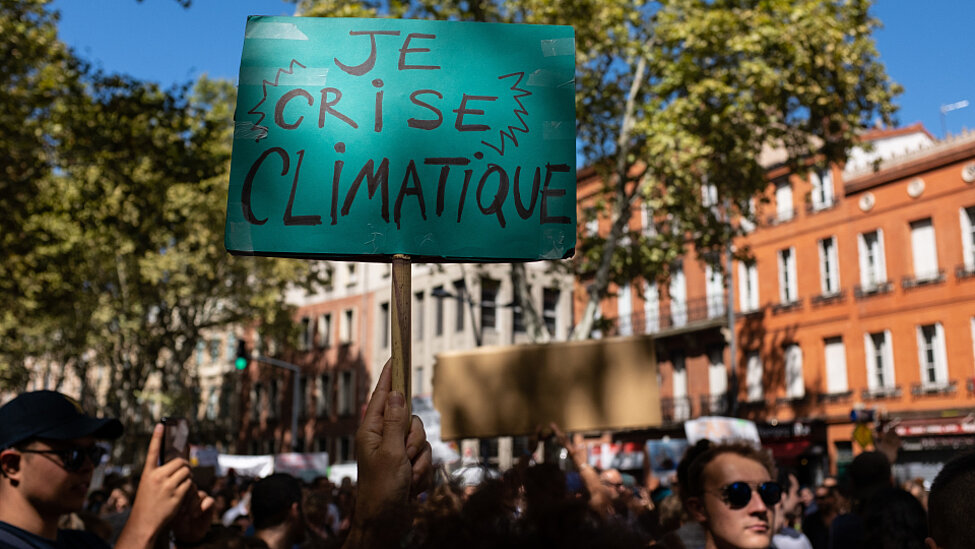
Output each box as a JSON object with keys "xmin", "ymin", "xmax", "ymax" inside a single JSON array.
[{"xmin": 578, "ymin": 125, "xmax": 975, "ymax": 483}]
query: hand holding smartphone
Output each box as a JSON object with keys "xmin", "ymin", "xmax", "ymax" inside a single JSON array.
[{"xmin": 159, "ymin": 417, "xmax": 190, "ymax": 466}]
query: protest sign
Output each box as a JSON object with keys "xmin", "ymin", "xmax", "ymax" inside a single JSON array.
[{"xmin": 225, "ymin": 17, "xmax": 576, "ymax": 262}]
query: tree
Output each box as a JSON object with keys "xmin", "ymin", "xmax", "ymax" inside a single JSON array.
[
  {"xmin": 293, "ymin": 0, "xmax": 899, "ymax": 340},
  {"xmin": 0, "ymin": 2, "xmax": 328, "ymax": 447}
]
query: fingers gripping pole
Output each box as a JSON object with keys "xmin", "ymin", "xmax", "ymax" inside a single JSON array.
[{"xmin": 391, "ymin": 254, "xmax": 412, "ymax": 418}]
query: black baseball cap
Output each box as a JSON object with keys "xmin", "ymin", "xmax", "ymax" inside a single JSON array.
[{"xmin": 0, "ymin": 390, "xmax": 123, "ymax": 450}]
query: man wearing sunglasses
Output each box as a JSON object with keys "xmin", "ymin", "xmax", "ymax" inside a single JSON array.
[
  {"xmin": 0, "ymin": 390, "xmax": 213, "ymax": 549},
  {"xmin": 685, "ymin": 442, "xmax": 782, "ymax": 549}
]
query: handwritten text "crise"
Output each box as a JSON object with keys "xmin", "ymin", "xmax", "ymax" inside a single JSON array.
[{"xmin": 270, "ymin": 31, "xmax": 498, "ymax": 133}]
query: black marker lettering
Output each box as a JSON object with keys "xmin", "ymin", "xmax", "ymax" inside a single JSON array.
[
  {"xmin": 453, "ymin": 95, "xmax": 497, "ymax": 132},
  {"xmin": 424, "ymin": 157, "xmax": 470, "ymax": 216},
  {"xmin": 408, "ymin": 90, "xmax": 443, "ymax": 130},
  {"xmin": 341, "ymin": 158, "xmax": 390, "ymax": 223},
  {"xmin": 331, "ymin": 156, "xmax": 345, "ymax": 226},
  {"xmin": 283, "ymin": 150, "xmax": 321, "ymax": 226},
  {"xmin": 540, "ymin": 163, "xmax": 571, "ymax": 224},
  {"xmin": 242, "ymin": 147, "xmax": 288, "ymax": 225},
  {"xmin": 319, "ymin": 88, "xmax": 358, "ymax": 129},
  {"xmin": 398, "ymin": 33, "xmax": 440, "ymax": 70},
  {"xmin": 477, "ymin": 164, "xmax": 508, "ymax": 228},
  {"xmin": 394, "ymin": 160, "xmax": 427, "ymax": 229},
  {"xmin": 372, "ymin": 79, "xmax": 384, "ymax": 132},
  {"xmin": 274, "ymin": 88, "xmax": 312, "ymax": 130},
  {"xmin": 334, "ymin": 30, "xmax": 400, "ymax": 76},
  {"xmin": 512, "ymin": 166, "xmax": 541, "ymax": 220}
]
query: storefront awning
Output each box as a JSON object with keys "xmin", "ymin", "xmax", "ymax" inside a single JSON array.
[{"xmin": 893, "ymin": 416, "xmax": 975, "ymax": 437}]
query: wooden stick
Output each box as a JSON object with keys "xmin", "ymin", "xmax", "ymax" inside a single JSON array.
[{"xmin": 391, "ymin": 254, "xmax": 412, "ymax": 418}]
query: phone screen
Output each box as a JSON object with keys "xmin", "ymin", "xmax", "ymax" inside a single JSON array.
[{"xmin": 159, "ymin": 417, "xmax": 190, "ymax": 466}]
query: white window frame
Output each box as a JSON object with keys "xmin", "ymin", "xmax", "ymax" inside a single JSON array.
[
  {"xmin": 777, "ymin": 247, "xmax": 798, "ymax": 304},
  {"xmin": 340, "ymin": 309, "xmax": 354, "ymax": 343},
  {"xmin": 916, "ymin": 323, "xmax": 949, "ymax": 388},
  {"xmin": 784, "ymin": 343, "xmax": 804, "ymax": 399},
  {"xmin": 318, "ymin": 313, "xmax": 332, "ymax": 348},
  {"xmin": 864, "ymin": 330, "xmax": 895, "ymax": 392},
  {"xmin": 858, "ymin": 230, "xmax": 887, "ymax": 290},
  {"xmin": 705, "ymin": 264, "xmax": 725, "ymax": 318},
  {"xmin": 641, "ymin": 203, "xmax": 657, "ymax": 237},
  {"xmin": 960, "ymin": 206, "xmax": 975, "ymax": 271},
  {"xmin": 810, "ymin": 168, "xmax": 835, "ymax": 211},
  {"xmin": 618, "ymin": 283, "xmax": 633, "ymax": 336},
  {"xmin": 775, "ymin": 180, "xmax": 794, "ymax": 222},
  {"xmin": 746, "ymin": 351, "xmax": 763, "ymax": 402},
  {"xmin": 824, "ymin": 337, "xmax": 848, "ymax": 394},
  {"xmin": 708, "ymin": 346, "xmax": 727, "ymax": 398},
  {"xmin": 702, "ymin": 181, "xmax": 719, "ymax": 209},
  {"xmin": 669, "ymin": 262, "xmax": 687, "ymax": 327},
  {"xmin": 643, "ymin": 281, "xmax": 660, "ymax": 333},
  {"xmin": 909, "ymin": 218, "xmax": 939, "ymax": 281},
  {"xmin": 818, "ymin": 236, "xmax": 840, "ymax": 296},
  {"xmin": 672, "ymin": 353, "xmax": 689, "ymax": 421},
  {"xmin": 738, "ymin": 261, "xmax": 759, "ymax": 312}
]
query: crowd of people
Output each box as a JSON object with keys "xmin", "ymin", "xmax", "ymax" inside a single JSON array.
[{"xmin": 2, "ymin": 360, "xmax": 974, "ymax": 549}]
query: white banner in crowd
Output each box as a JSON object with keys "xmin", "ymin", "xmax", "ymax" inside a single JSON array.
[
  {"xmin": 684, "ymin": 416, "xmax": 760, "ymax": 445},
  {"xmin": 213, "ymin": 451, "xmax": 332, "ymax": 481},
  {"xmin": 216, "ymin": 454, "xmax": 275, "ymax": 478}
]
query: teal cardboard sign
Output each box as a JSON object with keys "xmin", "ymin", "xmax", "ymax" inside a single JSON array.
[{"xmin": 225, "ymin": 17, "xmax": 576, "ymax": 262}]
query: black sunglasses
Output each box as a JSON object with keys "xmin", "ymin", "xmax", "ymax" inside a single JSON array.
[
  {"xmin": 714, "ymin": 481, "xmax": 782, "ymax": 509},
  {"xmin": 20, "ymin": 446, "xmax": 108, "ymax": 472}
]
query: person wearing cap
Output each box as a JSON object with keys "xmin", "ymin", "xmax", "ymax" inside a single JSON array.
[{"xmin": 0, "ymin": 390, "xmax": 213, "ymax": 549}]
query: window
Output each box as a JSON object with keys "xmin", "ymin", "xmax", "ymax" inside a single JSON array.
[
  {"xmin": 643, "ymin": 281, "xmax": 660, "ymax": 333},
  {"xmin": 669, "ymin": 262, "xmax": 687, "ymax": 327},
  {"xmin": 209, "ymin": 339, "xmax": 221, "ymax": 360},
  {"xmin": 414, "ymin": 291, "xmax": 425, "ymax": 340},
  {"xmin": 738, "ymin": 262, "xmax": 759, "ymax": 312},
  {"xmin": 746, "ymin": 352, "xmax": 763, "ymax": 402},
  {"xmin": 775, "ymin": 180, "xmax": 794, "ymax": 222},
  {"xmin": 318, "ymin": 313, "xmax": 332, "ymax": 348},
  {"xmin": 864, "ymin": 331, "xmax": 895, "ymax": 392},
  {"xmin": 512, "ymin": 289, "xmax": 526, "ymax": 334},
  {"xmin": 784, "ymin": 344, "xmax": 804, "ymax": 399},
  {"xmin": 205, "ymin": 387, "xmax": 218, "ymax": 420},
  {"xmin": 379, "ymin": 302, "xmax": 390, "ymax": 349},
  {"xmin": 777, "ymin": 247, "xmax": 798, "ymax": 304},
  {"xmin": 415, "ymin": 365, "xmax": 424, "ymax": 396},
  {"xmin": 251, "ymin": 383, "xmax": 262, "ymax": 420},
  {"xmin": 672, "ymin": 352, "xmax": 689, "ymax": 421},
  {"xmin": 910, "ymin": 218, "xmax": 939, "ymax": 281},
  {"xmin": 962, "ymin": 206, "xmax": 975, "ymax": 271},
  {"xmin": 702, "ymin": 181, "xmax": 718, "ymax": 209},
  {"xmin": 641, "ymin": 203, "xmax": 657, "ymax": 237},
  {"xmin": 269, "ymin": 379, "xmax": 280, "ymax": 418},
  {"xmin": 433, "ymin": 286, "xmax": 444, "ymax": 336},
  {"xmin": 824, "ymin": 337, "xmax": 848, "ymax": 394},
  {"xmin": 195, "ymin": 340, "xmax": 205, "ymax": 366},
  {"xmin": 346, "ymin": 263, "xmax": 358, "ymax": 286},
  {"xmin": 542, "ymin": 288, "xmax": 559, "ymax": 336},
  {"xmin": 316, "ymin": 373, "xmax": 332, "ymax": 417},
  {"xmin": 818, "ymin": 237, "xmax": 840, "ymax": 295},
  {"xmin": 480, "ymin": 279, "xmax": 499, "ymax": 331},
  {"xmin": 298, "ymin": 375, "xmax": 308, "ymax": 417},
  {"xmin": 740, "ymin": 198, "xmax": 756, "ymax": 233},
  {"xmin": 299, "ymin": 317, "xmax": 311, "ymax": 350},
  {"xmin": 917, "ymin": 323, "xmax": 948, "ymax": 387},
  {"xmin": 705, "ymin": 264, "xmax": 725, "ymax": 318},
  {"xmin": 340, "ymin": 309, "xmax": 354, "ymax": 343},
  {"xmin": 858, "ymin": 230, "xmax": 887, "ymax": 290},
  {"xmin": 226, "ymin": 332, "xmax": 237, "ymax": 360},
  {"xmin": 339, "ymin": 435, "xmax": 354, "ymax": 462},
  {"xmin": 338, "ymin": 370, "xmax": 354, "ymax": 416},
  {"xmin": 617, "ymin": 283, "xmax": 633, "ymax": 335},
  {"xmin": 810, "ymin": 168, "xmax": 835, "ymax": 211},
  {"xmin": 453, "ymin": 280, "xmax": 466, "ymax": 332},
  {"xmin": 708, "ymin": 346, "xmax": 727, "ymax": 398}
]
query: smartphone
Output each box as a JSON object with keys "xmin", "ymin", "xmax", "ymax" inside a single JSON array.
[{"xmin": 159, "ymin": 417, "xmax": 190, "ymax": 466}]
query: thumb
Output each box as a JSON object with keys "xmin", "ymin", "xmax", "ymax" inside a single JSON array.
[{"xmin": 381, "ymin": 391, "xmax": 409, "ymax": 453}]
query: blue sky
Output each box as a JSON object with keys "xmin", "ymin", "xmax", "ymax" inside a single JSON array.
[{"xmin": 52, "ymin": 0, "xmax": 975, "ymax": 138}]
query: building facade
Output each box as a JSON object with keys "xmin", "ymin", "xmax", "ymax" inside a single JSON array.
[{"xmin": 581, "ymin": 125, "xmax": 975, "ymax": 483}]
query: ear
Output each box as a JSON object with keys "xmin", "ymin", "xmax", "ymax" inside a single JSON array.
[
  {"xmin": 0, "ymin": 449, "xmax": 22, "ymax": 482},
  {"xmin": 686, "ymin": 496, "xmax": 708, "ymax": 522},
  {"xmin": 290, "ymin": 501, "xmax": 302, "ymax": 522},
  {"xmin": 924, "ymin": 537, "xmax": 941, "ymax": 549}
]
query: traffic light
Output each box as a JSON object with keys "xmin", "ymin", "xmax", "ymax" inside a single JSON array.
[{"xmin": 235, "ymin": 340, "xmax": 249, "ymax": 371}]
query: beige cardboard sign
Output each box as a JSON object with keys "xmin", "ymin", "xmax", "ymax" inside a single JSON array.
[{"xmin": 433, "ymin": 335, "xmax": 660, "ymax": 440}]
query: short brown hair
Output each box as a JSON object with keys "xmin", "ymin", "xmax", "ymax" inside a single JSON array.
[{"xmin": 686, "ymin": 442, "xmax": 776, "ymax": 498}]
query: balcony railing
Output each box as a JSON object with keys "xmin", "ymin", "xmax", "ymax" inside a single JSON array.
[
  {"xmin": 661, "ymin": 396, "xmax": 693, "ymax": 423},
  {"xmin": 955, "ymin": 263, "xmax": 975, "ymax": 280},
  {"xmin": 902, "ymin": 271, "xmax": 946, "ymax": 290},
  {"xmin": 698, "ymin": 393, "xmax": 729, "ymax": 416},
  {"xmin": 854, "ymin": 281, "xmax": 893, "ymax": 299},
  {"xmin": 604, "ymin": 295, "xmax": 728, "ymax": 337}
]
